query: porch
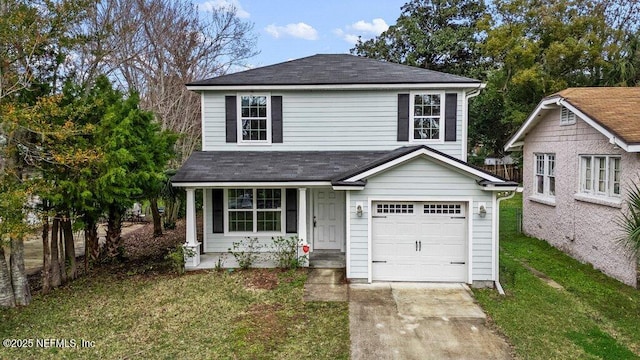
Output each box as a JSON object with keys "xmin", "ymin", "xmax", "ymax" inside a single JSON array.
[{"xmin": 187, "ymin": 250, "xmax": 345, "ymax": 270}]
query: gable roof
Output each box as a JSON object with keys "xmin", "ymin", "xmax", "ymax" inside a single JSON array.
[
  {"xmin": 172, "ymin": 146, "xmax": 515, "ymax": 189},
  {"xmin": 505, "ymin": 87, "xmax": 640, "ymax": 152},
  {"xmin": 186, "ymin": 54, "xmax": 481, "ymax": 89}
]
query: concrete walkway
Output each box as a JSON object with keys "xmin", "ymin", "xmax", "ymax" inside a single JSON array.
[
  {"xmin": 303, "ymin": 268, "xmax": 348, "ymax": 302},
  {"xmin": 349, "ymin": 283, "xmax": 512, "ymax": 360}
]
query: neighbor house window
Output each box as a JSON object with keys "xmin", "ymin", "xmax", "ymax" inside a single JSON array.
[
  {"xmin": 411, "ymin": 93, "xmax": 443, "ymax": 141},
  {"xmin": 239, "ymin": 95, "xmax": 270, "ymax": 143},
  {"xmin": 580, "ymin": 155, "xmax": 621, "ymax": 197},
  {"xmin": 560, "ymin": 106, "xmax": 576, "ymax": 125},
  {"xmin": 535, "ymin": 153, "xmax": 556, "ymax": 197},
  {"xmin": 227, "ymin": 188, "xmax": 283, "ymax": 232}
]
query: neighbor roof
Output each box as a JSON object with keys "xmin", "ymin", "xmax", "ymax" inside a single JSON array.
[
  {"xmin": 187, "ymin": 54, "xmax": 481, "ymax": 87},
  {"xmin": 553, "ymin": 87, "xmax": 640, "ymax": 144},
  {"xmin": 171, "ymin": 146, "xmax": 513, "ymax": 187},
  {"xmin": 505, "ymin": 87, "xmax": 640, "ymax": 152}
]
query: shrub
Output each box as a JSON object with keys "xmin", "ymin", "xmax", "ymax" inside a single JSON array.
[
  {"xmin": 271, "ymin": 235, "xmax": 306, "ymax": 269},
  {"xmin": 165, "ymin": 245, "xmax": 195, "ymax": 275},
  {"xmin": 229, "ymin": 237, "xmax": 262, "ymax": 269}
]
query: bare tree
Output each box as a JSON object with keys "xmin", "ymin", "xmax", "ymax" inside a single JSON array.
[{"xmin": 74, "ymin": 0, "xmax": 258, "ymax": 164}]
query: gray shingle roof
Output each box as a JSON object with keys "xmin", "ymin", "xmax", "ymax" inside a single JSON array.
[
  {"xmin": 171, "ymin": 146, "xmax": 514, "ymax": 185},
  {"xmin": 187, "ymin": 54, "xmax": 481, "ymax": 86}
]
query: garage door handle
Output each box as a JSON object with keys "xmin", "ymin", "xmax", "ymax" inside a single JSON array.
[
  {"xmin": 415, "ymin": 241, "xmax": 418, "ymax": 251},
  {"xmin": 372, "ymin": 215, "xmax": 387, "ymax": 218},
  {"xmin": 451, "ymin": 216, "xmax": 466, "ymax": 219},
  {"xmin": 450, "ymin": 261, "xmax": 466, "ymax": 265},
  {"xmin": 372, "ymin": 260, "xmax": 387, "ymax": 263},
  {"xmin": 419, "ymin": 241, "xmax": 421, "ymax": 251}
]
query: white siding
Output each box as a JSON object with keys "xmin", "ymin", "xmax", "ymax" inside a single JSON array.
[
  {"xmin": 348, "ymin": 157, "xmax": 495, "ymax": 281},
  {"xmin": 201, "ymin": 90, "xmax": 466, "ymax": 159}
]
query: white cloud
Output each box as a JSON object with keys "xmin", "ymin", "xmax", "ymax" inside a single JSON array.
[
  {"xmin": 335, "ymin": 18, "xmax": 389, "ymax": 44},
  {"xmin": 199, "ymin": 0, "xmax": 250, "ymax": 19},
  {"xmin": 333, "ymin": 29, "xmax": 360, "ymax": 44},
  {"xmin": 265, "ymin": 22, "xmax": 318, "ymax": 40},
  {"xmin": 351, "ymin": 18, "xmax": 389, "ymax": 35}
]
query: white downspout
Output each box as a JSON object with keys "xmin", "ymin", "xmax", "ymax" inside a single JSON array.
[
  {"xmin": 463, "ymin": 84, "xmax": 485, "ymax": 162},
  {"xmin": 495, "ymin": 189, "xmax": 521, "ymax": 295}
]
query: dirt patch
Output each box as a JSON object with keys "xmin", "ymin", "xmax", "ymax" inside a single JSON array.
[{"xmin": 241, "ymin": 268, "xmax": 280, "ymax": 290}]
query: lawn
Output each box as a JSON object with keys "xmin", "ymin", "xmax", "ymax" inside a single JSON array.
[
  {"xmin": 474, "ymin": 193, "xmax": 640, "ymax": 359},
  {"xmin": 0, "ymin": 268, "xmax": 349, "ymax": 359}
]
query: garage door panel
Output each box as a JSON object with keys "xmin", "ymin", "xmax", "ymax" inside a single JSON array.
[{"xmin": 372, "ymin": 201, "xmax": 467, "ymax": 282}]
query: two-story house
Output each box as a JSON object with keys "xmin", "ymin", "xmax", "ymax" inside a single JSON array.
[
  {"xmin": 505, "ymin": 87, "xmax": 640, "ymax": 287},
  {"xmin": 172, "ymin": 54, "xmax": 518, "ymax": 286}
]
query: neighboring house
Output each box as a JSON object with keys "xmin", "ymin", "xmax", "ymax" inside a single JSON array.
[
  {"xmin": 172, "ymin": 54, "xmax": 518, "ymax": 286},
  {"xmin": 505, "ymin": 87, "xmax": 640, "ymax": 287}
]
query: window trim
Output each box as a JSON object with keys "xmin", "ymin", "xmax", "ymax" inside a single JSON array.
[
  {"xmin": 579, "ymin": 155, "xmax": 621, "ymax": 198},
  {"xmin": 224, "ymin": 188, "xmax": 285, "ymax": 235},
  {"xmin": 237, "ymin": 93, "xmax": 272, "ymax": 144},
  {"xmin": 533, "ymin": 153, "xmax": 556, "ymax": 198},
  {"xmin": 560, "ymin": 106, "xmax": 576, "ymax": 126},
  {"xmin": 409, "ymin": 91, "xmax": 445, "ymax": 143}
]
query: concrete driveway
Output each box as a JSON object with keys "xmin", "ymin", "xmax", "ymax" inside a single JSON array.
[{"xmin": 349, "ymin": 283, "xmax": 512, "ymax": 360}]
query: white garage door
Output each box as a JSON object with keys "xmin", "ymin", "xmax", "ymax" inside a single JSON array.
[{"xmin": 372, "ymin": 202, "xmax": 468, "ymax": 282}]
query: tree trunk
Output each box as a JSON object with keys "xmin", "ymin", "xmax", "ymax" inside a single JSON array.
[
  {"xmin": 58, "ymin": 221, "xmax": 67, "ymax": 284},
  {"xmin": 42, "ymin": 215, "xmax": 51, "ymax": 294},
  {"xmin": 0, "ymin": 246, "xmax": 16, "ymax": 308},
  {"xmin": 105, "ymin": 206, "xmax": 124, "ymax": 260},
  {"xmin": 84, "ymin": 215, "xmax": 100, "ymax": 263},
  {"xmin": 84, "ymin": 217, "xmax": 96, "ymax": 272},
  {"xmin": 10, "ymin": 237, "xmax": 31, "ymax": 306},
  {"xmin": 62, "ymin": 216, "xmax": 76, "ymax": 280},
  {"xmin": 50, "ymin": 218, "xmax": 61, "ymax": 287},
  {"xmin": 150, "ymin": 197, "xmax": 162, "ymax": 237}
]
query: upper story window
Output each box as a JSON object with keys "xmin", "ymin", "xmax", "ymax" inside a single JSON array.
[
  {"xmin": 411, "ymin": 93, "xmax": 443, "ymax": 142},
  {"xmin": 560, "ymin": 106, "xmax": 576, "ymax": 125},
  {"xmin": 580, "ymin": 155, "xmax": 620, "ymax": 197},
  {"xmin": 535, "ymin": 153, "xmax": 555, "ymax": 197},
  {"xmin": 239, "ymin": 95, "xmax": 270, "ymax": 143}
]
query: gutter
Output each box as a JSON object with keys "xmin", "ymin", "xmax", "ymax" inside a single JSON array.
[{"xmin": 494, "ymin": 188, "xmax": 521, "ymax": 295}]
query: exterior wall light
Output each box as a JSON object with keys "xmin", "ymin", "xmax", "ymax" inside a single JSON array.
[
  {"xmin": 478, "ymin": 203, "xmax": 487, "ymax": 218},
  {"xmin": 356, "ymin": 204, "xmax": 363, "ymax": 217}
]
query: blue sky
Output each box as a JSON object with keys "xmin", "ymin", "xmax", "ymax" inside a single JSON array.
[{"xmin": 198, "ymin": 0, "xmax": 407, "ymax": 69}]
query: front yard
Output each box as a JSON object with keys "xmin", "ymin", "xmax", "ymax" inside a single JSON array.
[
  {"xmin": 0, "ymin": 267, "xmax": 349, "ymax": 359},
  {"xmin": 474, "ymin": 194, "xmax": 640, "ymax": 359}
]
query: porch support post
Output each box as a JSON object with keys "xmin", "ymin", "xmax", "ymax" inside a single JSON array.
[
  {"xmin": 184, "ymin": 188, "xmax": 201, "ymax": 268},
  {"xmin": 186, "ymin": 188, "xmax": 197, "ymax": 246},
  {"xmin": 298, "ymin": 188, "xmax": 307, "ymax": 244}
]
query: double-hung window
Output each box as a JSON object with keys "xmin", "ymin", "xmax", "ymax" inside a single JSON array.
[
  {"xmin": 227, "ymin": 188, "xmax": 283, "ymax": 233},
  {"xmin": 580, "ymin": 155, "xmax": 621, "ymax": 197},
  {"xmin": 411, "ymin": 93, "xmax": 443, "ymax": 141},
  {"xmin": 238, "ymin": 95, "xmax": 270, "ymax": 143},
  {"xmin": 535, "ymin": 153, "xmax": 556, "ymax": 197}
]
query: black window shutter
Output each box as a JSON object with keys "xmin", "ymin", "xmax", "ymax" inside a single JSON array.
[
  {"xmin": 225, "ymin": 96, "xmax": 237, "ymax": 143},
  {"xmin": 271, "ymin": 96, "xmax": 283, "ymax": 143},
  {"xmin": 444, "ymin": 93, "xmax": 457, "ymax": 142},
  {"xmin": 212, "ymin": 189, "xmax": 224, "ymax": 233},
  {"xmin": 397, "ymin": 94, "xmax": 409, "ymax": 141},
  {"xmin": 285, "ymin": 188, "xmax": 298, "ymax": 233}
]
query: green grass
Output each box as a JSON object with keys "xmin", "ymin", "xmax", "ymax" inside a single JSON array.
[
  {"xmin": 0, "ymin": 269, "xmax": 349, "ymax": 359},
  {"xmin": 474, "ymin": 193, "xmax": 640, "ymax": 359}
]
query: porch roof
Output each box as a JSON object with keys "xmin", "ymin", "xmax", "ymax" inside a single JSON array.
[{"xmin": 172, "ymin": 146, "xmax": 516, "ymax": 188}]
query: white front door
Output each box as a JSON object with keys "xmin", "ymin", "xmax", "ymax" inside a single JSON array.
[
  {"xmin": 313, "ymin": 188, "xmax": 344, "ymax": 250},
  {"xmin": 372, "ymin": 201, "xmax": 468, "ymax": 282}
]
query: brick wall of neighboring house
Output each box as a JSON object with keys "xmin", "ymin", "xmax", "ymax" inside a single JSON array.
[{"xmin": 522, "ymin": 107, "xmax": 640, "ymax": 287}]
